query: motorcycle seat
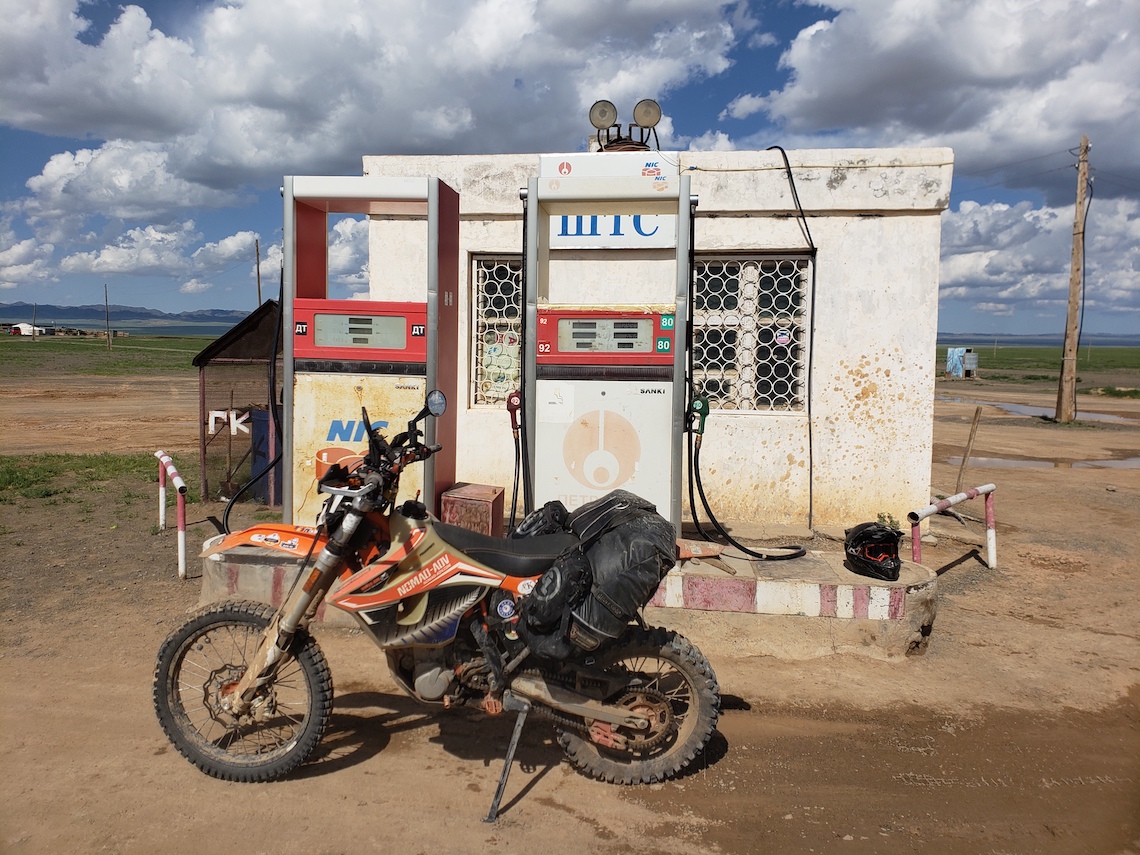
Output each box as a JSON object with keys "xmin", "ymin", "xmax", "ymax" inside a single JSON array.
[{"xmin": 433, "ymin": 522, "xmax": 579, "ymax": 578}]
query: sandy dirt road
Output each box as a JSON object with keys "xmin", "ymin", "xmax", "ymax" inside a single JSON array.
[{"xmin": 1, "ymin": 371, "xmax": 1138, "ymax": 854}]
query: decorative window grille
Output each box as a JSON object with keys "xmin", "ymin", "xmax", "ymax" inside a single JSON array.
[
  {"xmin": 693, "ymin": 257, "xmax": 810, "ymax": 412},
  {"xmin": 472, "ymin": 256, "xmax": 523, "ymax": 406}
]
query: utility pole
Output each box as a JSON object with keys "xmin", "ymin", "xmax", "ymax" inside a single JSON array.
[
  {"xmin": 104, "ymin": 284, "xmax": 112, "ymax": 351},
  {"xmin": 1055, "ymin": 135, "xmax": 1089, "ymax": 423},
  {"xmin": 255, "ymin": 238, "xmax": 262, "ymax": 305}
]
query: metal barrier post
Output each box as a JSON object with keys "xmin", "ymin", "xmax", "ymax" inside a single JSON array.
[
  {"xmin": 154, "ymin": 451, "xmax": 189, "ymax": 579},
  {"xmin": 908, "ymin": 484, "xmax": 998, "ymax": 569}
]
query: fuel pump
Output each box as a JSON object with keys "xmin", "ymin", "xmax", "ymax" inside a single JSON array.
[
  {"xmin": 281, "ymin": 175, "xmax": 459, "ymax": 524},
  {"xmin": 520, "ymin": 153, "xmax": 694, "ymax": 530}
]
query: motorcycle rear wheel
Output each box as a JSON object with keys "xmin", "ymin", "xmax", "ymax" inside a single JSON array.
[
  {"xmin": 557, "ymin": 626, "xmax": 720, "ymax": 784},
  {"xmin": 153, "ymin": 600, "xmax": 333, "ymax": 782}
]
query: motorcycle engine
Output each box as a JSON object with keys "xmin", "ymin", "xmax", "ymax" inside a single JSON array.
[{"xmin": 414, "ymin": 662, "xmax": 453, "ymax": 700}]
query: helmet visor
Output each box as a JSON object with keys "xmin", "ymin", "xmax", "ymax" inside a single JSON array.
[{"xmin": 861, "ymin": 543, "xmax": 897, "ymax": 563}]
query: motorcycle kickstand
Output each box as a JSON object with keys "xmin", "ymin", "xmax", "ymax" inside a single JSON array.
[{"xmin": 484, "ymin": 694, "xmax": 532, "ymax": 823}]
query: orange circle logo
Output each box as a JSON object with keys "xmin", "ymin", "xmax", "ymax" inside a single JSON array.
[{"xmin": 562, "ymin": 410, "xmax": 640, "ymax": 490}]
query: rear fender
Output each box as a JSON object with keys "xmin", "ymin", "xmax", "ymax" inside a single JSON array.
[{"xmin": 199, "ymin": 524, "xmax": 326, "ymax": 560}]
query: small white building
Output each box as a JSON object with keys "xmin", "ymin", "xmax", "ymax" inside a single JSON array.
[
  {"xmin": 12, "ymin": 323, "xmax": 46, "ymax": 336},
  {"xmin": 359, "ymin": 147, "xmax": 953, "ymax": 533}
]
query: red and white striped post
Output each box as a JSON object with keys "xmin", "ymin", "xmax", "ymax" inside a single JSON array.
[
  {"xmin": 155, "ymin": 450, "xmax": 189, "ymax": 579},
  {"xmin": 908, "ymin": 484, "xmax": 997, "ymax": 569}
]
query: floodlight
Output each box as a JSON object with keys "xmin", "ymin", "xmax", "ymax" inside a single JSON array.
[
  {"xmin": 632, "ymin": 99, "xmax": 662, "ymax": 129},
  {"xmin": 589, "ymin": 100, "xmax": 618, "ymax": 130}
]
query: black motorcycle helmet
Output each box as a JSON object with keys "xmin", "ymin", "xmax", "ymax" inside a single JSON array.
[{"xmin": 844, "ymin": 522, "xmax": 903, "ymax": 581}]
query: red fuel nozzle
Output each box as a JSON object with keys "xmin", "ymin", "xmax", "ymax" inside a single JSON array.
[{"xmin": 506, "ymin": 390, "xmax": 522, "ymax": 433}]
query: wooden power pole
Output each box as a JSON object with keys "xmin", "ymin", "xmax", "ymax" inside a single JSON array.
[
  {"xmin": 255, "ymin": 238, "xmax": 262, "ymax": 305},
  {"xmin": 104, "ymin": 284, "xmax": 112, "ymax": 351},
  {"xmin": 1055, "ymin": 135, "xmax": 1089, "ymax": 423}
]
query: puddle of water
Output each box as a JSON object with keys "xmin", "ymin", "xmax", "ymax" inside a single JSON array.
[
  {"xmin": 944, "ymin": 455, "xmax": 1140, "ymax": 470},
  {"xmin": 936, "ymin": 396, "xmax": 1137, "ymax": 424}
]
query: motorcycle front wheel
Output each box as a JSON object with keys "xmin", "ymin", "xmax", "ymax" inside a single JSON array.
[
  {"xmin": 557, "ymin": 626, "xmax": 720, "ymax": 784},
  {"xmin": 153, "ymin": 600, "xmax": 333, "ymax": 782}
]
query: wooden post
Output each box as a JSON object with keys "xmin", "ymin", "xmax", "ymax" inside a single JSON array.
[
  {"xmin": 1055, "ymin": 135, "xmax": 1089, "ymax": 423},
  {"xmin": 256, "ymin": 238, "xmax": 262, "ymax": 305},
  {"xmin": 956, "ymin": 406, "xmax": 983, "ymax": 494},
  {"xmin": 104, "ymin": 284, "xmax": 112, "ymax": 351}
]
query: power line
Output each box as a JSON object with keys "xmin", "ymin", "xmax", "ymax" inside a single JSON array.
[{"xmin": 957, "ymin": 148, "xmax": 1073, "ymax": 177}]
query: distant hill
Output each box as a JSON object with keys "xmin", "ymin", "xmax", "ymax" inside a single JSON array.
[{"xmin": 0, "ymin": 301, "xmax": 254, "ymax": 336}]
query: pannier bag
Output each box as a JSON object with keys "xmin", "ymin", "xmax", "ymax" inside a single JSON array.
[{"xmin": 518, "ymin": 490, "xmax": 676, "ymax": 657}]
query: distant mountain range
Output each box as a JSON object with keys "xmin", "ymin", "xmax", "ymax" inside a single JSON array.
[
  {"xmin": 0, "ymin": 301, "xmax": 251, "ymax": 325},
  {"xmin": 0, "ymin": 301, "xmax": 254, "ymax": 336}
]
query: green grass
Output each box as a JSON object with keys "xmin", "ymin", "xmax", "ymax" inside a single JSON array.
[
  {"xmin": 0, "ymin": 335, "xmax": 207, "ymax": 376},
  {"xmin": 0, "ymin": 453, "xmax": 169, "ymax": 501},
  {"xmin": 936, "ymin": 346, "xmax": 1140, "ymax": 373},
  {"xmin": 1096, "ymin": 385, "xmax": 1140, "ymax": 399}
]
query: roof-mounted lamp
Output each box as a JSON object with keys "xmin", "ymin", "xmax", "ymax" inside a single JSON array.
[{"xmin": 589, "ymin": 98, "xmax": 661, "ymax": 151}]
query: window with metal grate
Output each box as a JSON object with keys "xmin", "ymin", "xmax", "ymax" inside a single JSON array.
[
  {"xmin": 693, "ymin": 257, "xmax": 811, "ymax": 412},
  {"xmin": 472, "ymin": 256, "xmax": 523, "ymax": 406}
]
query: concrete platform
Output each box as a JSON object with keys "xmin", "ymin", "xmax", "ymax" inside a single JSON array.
[
  {"xmin": 649, "ymin": 551, "xmax": 937, "ymax": 661},
  {"xmin": 197, "ymin": 535, "xmax": 937, "ymax": 660}
]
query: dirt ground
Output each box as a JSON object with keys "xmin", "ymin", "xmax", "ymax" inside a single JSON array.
[{"xmin": 1, "ymin": 370, "xmax": 1138, "ymax": 855}]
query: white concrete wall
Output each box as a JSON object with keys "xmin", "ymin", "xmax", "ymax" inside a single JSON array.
[{"xmin": 362, "ymin": 148, "xmax": 952, "ymax": 531}]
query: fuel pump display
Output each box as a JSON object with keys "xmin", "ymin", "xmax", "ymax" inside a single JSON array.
[{"xmin": 291, "ymin": 298, "xmax": 433, "ymax": 523}]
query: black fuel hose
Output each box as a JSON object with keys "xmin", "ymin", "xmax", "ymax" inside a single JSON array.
[{"xmin": 691, "ymin": 436, "xmax": 806, "ymax": 561}]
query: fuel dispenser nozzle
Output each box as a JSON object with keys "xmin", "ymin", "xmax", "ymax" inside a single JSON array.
[
  {"xmin": 690, "ymin": 396, "xmax": 710, "ymax": 447},
  {"xmin": 506, "ymin": 390, "xmax": 522, "ymax": 437}
]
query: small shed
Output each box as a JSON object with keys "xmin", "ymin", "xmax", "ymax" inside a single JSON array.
[{"xmin": 192, "ymin": 300, "xmax": 283, "ymax": 503}]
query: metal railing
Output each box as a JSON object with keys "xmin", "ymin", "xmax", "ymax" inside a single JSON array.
[
  {"xmin": 155, "ymin": 451, "xmax": 189, "ymax": 579},
  {"xmin": 908, "ymin": 484, "xmax": 997, "ymax": 569}
]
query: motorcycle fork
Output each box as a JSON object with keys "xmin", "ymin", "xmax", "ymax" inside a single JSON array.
[{"xmin": 225, "ymin": 507, "xmax": 370, "ymax": 716}]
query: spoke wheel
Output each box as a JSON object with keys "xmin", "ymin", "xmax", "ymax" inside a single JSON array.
[
  {"xmin": 558, "ymin": 627, "xmax": 720, "ymax": 784},
  {"xmin": 153, "ymin": 600, "xmax": 332, "ymax": 782}
]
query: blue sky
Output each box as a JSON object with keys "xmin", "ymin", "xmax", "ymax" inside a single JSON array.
[{"xmin": 1, "ymin": 0, "xmax": 1137, "ymax": 334}]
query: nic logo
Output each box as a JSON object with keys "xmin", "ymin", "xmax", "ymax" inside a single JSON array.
[
  {"xmin": 642, "ymin": 162, "xmax": 662, "ymax": 178},
  {"xmin": 325, "ymin": 419, "xmax": 389, "ymax": 442}
]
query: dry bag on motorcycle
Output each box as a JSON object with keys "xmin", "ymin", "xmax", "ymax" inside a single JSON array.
[{"xmin": 519, "ymin": 490, "xmax": 676, "ymax": 658}]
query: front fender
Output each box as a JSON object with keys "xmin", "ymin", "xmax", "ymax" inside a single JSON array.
[{"xmin": 199, "ymin": 524, "xmax": 326, "ymax": 559}]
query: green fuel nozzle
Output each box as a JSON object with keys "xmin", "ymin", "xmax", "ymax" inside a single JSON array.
[{"xmin": 690, "ymin": 395, "xmax": 710, "ymax": 438}]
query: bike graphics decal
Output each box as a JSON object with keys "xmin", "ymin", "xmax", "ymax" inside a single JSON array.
[{"xmin": 396, "ymin": 553, "xmax": 454, "ymax": 597}]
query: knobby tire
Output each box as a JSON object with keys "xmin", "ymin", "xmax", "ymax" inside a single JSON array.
[
  {"xmin": 557, "ymin": 626, "xmax": 720, "ymax": 784},
  {"xmin": 153, "ymin": 600, "xmax": 333, "ymax": 782}
]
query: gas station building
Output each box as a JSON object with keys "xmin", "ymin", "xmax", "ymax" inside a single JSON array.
[{"xmin": 329, "ymin": 147, "xmax": 952, "ymax": 534}]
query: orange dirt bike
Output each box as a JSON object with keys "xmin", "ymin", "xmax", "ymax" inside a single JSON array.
[{"xmin": 153, "ymin": 391, "xmax": 720, "ymax": 820}]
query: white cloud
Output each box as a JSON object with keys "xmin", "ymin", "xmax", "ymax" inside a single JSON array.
[
  {"xmin": 60, "ymin": 221, "xmax": 199, "ymax": 276},
  {"xmin": 21, "ymin": 141, "xmax": 245, "ymax": 242},
  {"xmin": 0, "ymin": 3, "xmax": 200, "ymax": 139},
  {"xmin": 191, "ymin": 230, "xmax": 259, "ymax": 270},
  {"xmin": 687, "ymin": 130, "xmax": 736, "ymax": 151},
  {"xmin": 327, "ymin": 217, "xmax": 369, "ymax": 292},
  {"xmin": 2, "ymin": 0, "xmax": 744, "ymax": 187},
  {"xmin": 732, "ymin": 0, "xmax": 1140, "ymax": 203},
  {"xmin": 940, "ymin": 197, "xmax": 1140, "ymax": 321},
  {"xmin": 720, "ymin": 93, "xmax": 766, "ymax": 121},
  {"xmin": 0, "ymin": 229, "xmax": 56, "ymax": 289},
  {"xmin": 180, "ymin": 278, "xmax": 213, "ymax": 294}
]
